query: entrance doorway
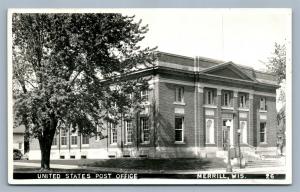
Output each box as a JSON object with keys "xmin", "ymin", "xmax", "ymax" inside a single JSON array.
[{"xmin": 222, "ymin": 119, "xmax": 233, "ymax": 150}]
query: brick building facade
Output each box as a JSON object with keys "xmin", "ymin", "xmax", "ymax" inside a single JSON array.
[{"xmin": 28, "ymin": 52, "xmax": 279, "ymax": 160}]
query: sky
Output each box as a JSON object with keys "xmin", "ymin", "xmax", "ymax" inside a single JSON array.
[
  {"xmin": 117, "ymin": 9, "xmax": 291, "ymax": 71},
  {"xmin": 114, "ymin": 8, "xmax": 291, "ymax": 111}
]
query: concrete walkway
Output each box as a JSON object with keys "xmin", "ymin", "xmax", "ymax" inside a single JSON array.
[
  {"xmin": 14, "ymin": 161, "xmax": 286, "ymax": 174},
  {"xmin": 14, "ymin": 162, "xmax": 78, "ymax": 169}
]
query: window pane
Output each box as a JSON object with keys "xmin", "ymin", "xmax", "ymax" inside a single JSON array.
[
  {"xmin": 141, "ymin": 90, "xmax": 149, "ymax": 101},
  {"xmin": 206, "ymin": 119, "xmax": 214, "ymax": 144},
  {"xmin": 61, "ymin": 130, "xmax": 67, "ymax": 145},
  {"xmin": 240, "ymin": 121, "xmax": 247, "ymax": 144},
  {"xmin": 19, "ymin": 143, "xmax": 22, "ymax": 149},
  {"xmin": 175, "ymin": 117, "xmax": 183, "ymax": 142},
  {"xmin": 141, "ymin": 118, "xmax": 149, "ymax": 142},
  {"xmin": 260, "ymin": 123, "xmax": 266, "ymax": 143},
  {"xmin": 175, "ymin": 130, "xmax": 182, "ymax": 141},
  {"xmin": 110, "ymin": 124, "xmax": 117, "ymax": 144},
  {"xmin": 260, "ymin": 133, "xmax": 265, "ymax": 142},
  {"xmin": 71, "ymin": 136, "xmax": 77, "ymax": 145},
  {"xmin": 126, "ymin": 120, "xmax": 133, "ymax": 143},
  {"xmin": 208, "ymin": 91, "xmax": 211, "ymax": 104},
  {"xmin": 61, "ymin": 137, "xmax": 67, "ymax": 145}
]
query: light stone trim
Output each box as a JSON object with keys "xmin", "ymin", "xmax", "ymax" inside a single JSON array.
[
  {"xmin": 233, "ymin": 91, "xmax": 238, "ymax": 97},
  {"xmin": 217, "ymin": 88, "xmax": 222, "ymax": 96},
  {"xmin": 159, "ymin": 79, "xmax": 276, "ymax": 97},
  {"xmin": 203, "ymin": 104, "xmax": 217, "ymax": 109},
  {"xmin": 174, "ymin": 107, "xmax": 185, "ymax": 114}
]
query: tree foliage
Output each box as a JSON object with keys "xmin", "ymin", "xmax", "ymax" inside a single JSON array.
[
  {"xmin": 266, "ymin": 43, "xmax": 286, "ymax": 84},
  {"xmin": 12, "ymin": 13, "xmax": 156, "ymax": 168}
]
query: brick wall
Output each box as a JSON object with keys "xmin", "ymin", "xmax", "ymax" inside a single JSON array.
[
  {"xmin": 254, "ymin": 95, "xmax": 277, "ymax": 148},
  {"xmin": 157, "ymin": 81, "xmax": 196, "ymax": 148}
]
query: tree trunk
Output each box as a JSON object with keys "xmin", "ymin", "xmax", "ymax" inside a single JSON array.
[
  {"xmin": 38, "ymin": 118, "xmax": 57, "ymax": 170},
  {"xmin": 40, "ymin": 143, "xmax": 51, "ymax": 169}
]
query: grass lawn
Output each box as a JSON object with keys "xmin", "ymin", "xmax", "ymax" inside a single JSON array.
[
  {"xmin": 83, "ymin": 158, "xmax": 226, "ymax": 170},
  {"xmin": 15, "ymin": 158, "xmax": 226, "ymax": 172}
]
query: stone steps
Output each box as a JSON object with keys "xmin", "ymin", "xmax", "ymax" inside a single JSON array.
[{"xmin": 246, "ymin": 159, "xmax": 284, "ymax": 168}]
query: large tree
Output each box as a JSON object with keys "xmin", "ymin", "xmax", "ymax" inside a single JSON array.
[
  {"xmin": 266, "ymin": 43, "xmax": 286, "ymax": 103},
  {"xmin": 12, "ymin": 13, "xmax": 156, "ymax": 169}
]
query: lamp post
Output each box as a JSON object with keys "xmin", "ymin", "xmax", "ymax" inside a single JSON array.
[
  {"xmin": 226, "ymin": 120, "xmax": 232, "ymax": 172},
  {"xmin": 237, "ymin": 128, "xmax": 242, "ymax": 169}
]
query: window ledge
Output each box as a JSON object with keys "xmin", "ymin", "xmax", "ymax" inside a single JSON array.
[
  {"xmin": 124, "ymin": 142, "xmax": 133, "ymax": 146},
  {"xmin": 221, "ymin": 106, "xmax": 234, "ymax": 110},
  {"xmin": 174, "ymin": 141, "xmax": 185, "ymax": 144},
  {"xmin": 173, "ymin": 102, "xmax": 186, "ymax": 106},
  {"xmin": 51, "ymin": 146, "xmax": 57, "ymax": 148},
  {"xmin": 82, "ymin": 144, "xmax": 89, "ymax": 147},
  {"xmin": 238, "ymin": 108, "xmax": 249, "ymax": 111},
  {"xmin": 259, "ymin": 142, "xmax": 268, "ymax": 145},
  {"xmin": 203, "ymin": 104, "xmax": 217, "ymax": 109},
  {"xmin": 71, "ymin": 145, "xmax": 78, "ymax": 147},
  {"xmin": 205, "ymin": 143, "xmax": 216, "ymax": 145},
  {"xmin": 140, "ymin": 142, "xmax": 150, "ymax": 145},
  {"xmin": 61, "ymin": 145, "xmax": 67, "ymax": 148},
  {"xmin": 259, "ymin": 110, "xmax": 267, "ymax": 113},
  {"xmin": 110, "ymin": 143, "xmax": 117, "ymax": 146}
]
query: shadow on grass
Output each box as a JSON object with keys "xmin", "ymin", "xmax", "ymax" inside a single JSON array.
[{"xmin": 82, "ymin": 158, "xmax": 226, "ymax": 170}]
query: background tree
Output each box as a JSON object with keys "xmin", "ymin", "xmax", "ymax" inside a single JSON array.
[
  {"xmin": 12, "ymin": 13, "xmax": 156, "ymax": 169},
  {"xmin": 266, "ymin": 42, "xmax": 286, "ymax": 103}
]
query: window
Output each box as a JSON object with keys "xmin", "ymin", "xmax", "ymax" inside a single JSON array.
[
  {"xmin": 52, "ymin": 135, "xmax": 57, "ymax": 146},
  {"xmin": 110, "ymin": 123, "xmax": 117, "ymax": 144},
  {"xmin": 205, "ymin": 119, "xmax": 215, "ymax": 144},
  {"xmin": 141, "ymin": 90, "xmax": 149, "ymax": 101},
  {"xmin": 18, "ymin": 142, "xmax": 22, "ymax": 149},
  {"xmin": 82, "ymin": 135, "xmax": 89, "ymax": 145},
  {"xmin": 260, "ymin": 122, "xmax": 267, "ymax": 143},
  {"xmin": 240, "ymin": 121, "xmax": 247, "ymax": 144},
  {"xmin": 175, "ymin": 117, "xmax": 184, "ymax": 142},
  {"xmin": 175, "ymin": 87, "xmax": 184, "ymax": 103},
  {"xmin": 260, "ymin": 97, "xmax": 267, "ymax": 110},
  {"xmin": 71, "ymin": 132, "xmax": 78, "ymax": 146},
  {"xmin": 140, "ymin": 117, "xmax": 150, "ymax": 143},
  {"xmin": 95, "ymin": 125, "xmax": 101, "ymax": 141},
  {"xmin": 125, "ymin": 120, "xmax": 133, "ymax": 144},
  {"xmin": 239, "ymin": 93, "xmax": 248, "ymax": 108},
  {"xmin": 223, "ymin": 91, "xmax": 232, "ymax": 107},
  {"xmin": 60, "ymin": 129, "xmax": 67, "ymax": 146},
  {"xmin": 205, "ymin": 89, "xmax": 215, "ymax": 105}
]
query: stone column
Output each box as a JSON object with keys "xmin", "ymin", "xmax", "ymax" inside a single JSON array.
[
  {"xmin": 248, "ymin": 92, "xmax": 254, "ymax": 146},
  {"xmin": 217, "ymin": 88, "xmax": 223, "ymax": 149},
  {"xmin": 233, "ymin": 91, "xmax": 239, "ymax": 147}
]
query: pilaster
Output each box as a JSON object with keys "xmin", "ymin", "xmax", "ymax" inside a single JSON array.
[
  {"xmin": 248, "ymin": 92, "xmax": 254, "ymax": 146},
  {"xmin": 233, "ymin": 91, "xmax": 239, "ymax": 147},
  {"xmin": 198, "ymin": 86, "xmax": 205, "ymax": 148},
  {"xmin": 217, "ymin": 88, "xmax": 223, "ymax": 149}
]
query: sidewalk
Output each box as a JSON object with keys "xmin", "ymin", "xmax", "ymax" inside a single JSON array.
[{"xmin": 13, "ymin": 161, "xmax": 286, "ymax": 174}]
